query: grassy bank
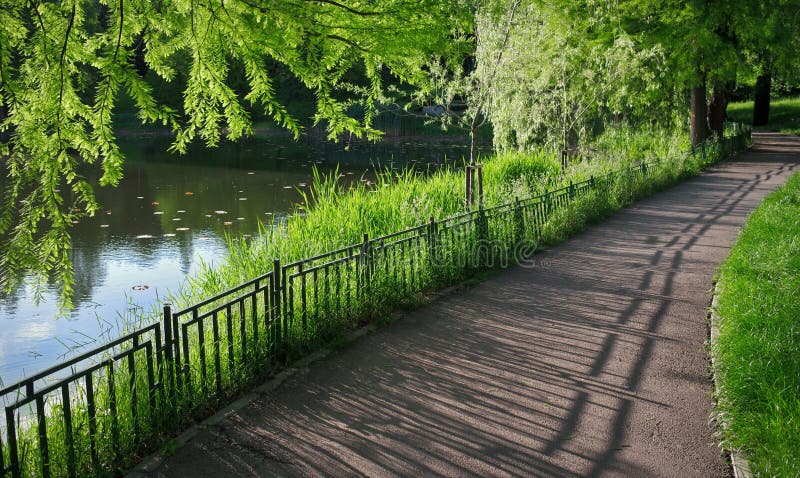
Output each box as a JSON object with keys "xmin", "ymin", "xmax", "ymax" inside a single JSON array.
[
  {"xmin": 712, "ymin": 172, "xmax": 800, "ymax": 477},
  {"xmin": 174, "ymin": 125, "xmax": 687, "ymax": 315},
  {"xmin": 727, "ymin": 96, "xmax": 800, "ymax": 136},
  {"xmin": 2, "ymin": 124, "xmax": 750, "ymax": 478}
]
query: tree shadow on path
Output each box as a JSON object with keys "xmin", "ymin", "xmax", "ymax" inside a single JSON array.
[{"xmin": 149, "ymin": 133, "xmax": 799, "ymax": 478}]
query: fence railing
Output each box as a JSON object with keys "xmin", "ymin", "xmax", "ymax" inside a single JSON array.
[{"xmin": 0, "ymin": 126, "xmax": 751, "ymax": 478}]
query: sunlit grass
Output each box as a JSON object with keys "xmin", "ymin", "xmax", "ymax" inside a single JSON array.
[
  {"xmin": 712, "ymin": 172, "xmax": 800, "ymax": 477},
  {"xmin": 2, "ymin": 124, "xmax": 749, "ymax": 478},
  {"xmin": 174, "ymin": 124, "xmax": 686, "ymax": 308},
  {"xmin": 727, "ymin": 96, "xmax": 800, "ymax": 136}
]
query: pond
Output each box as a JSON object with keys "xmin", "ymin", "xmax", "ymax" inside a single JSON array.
[{"xmin": 0, "ymin": 132, "xmax": 487, "ymax": 386}]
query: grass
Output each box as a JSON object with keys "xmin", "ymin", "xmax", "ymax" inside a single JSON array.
[
  {"xmin": 0, "ymin": 124, "xmax": 749, "ymax": 478},
  {"xmin": 176, "ymin": 124, "xmax": 685, "ymax": 308},
  {"xmin": 727, "ymin": 96, "xmax": 800, "ymax": 136},
  {"xmin": 712, "ymin": 171, "xmax": 800, "ymax": 478}
]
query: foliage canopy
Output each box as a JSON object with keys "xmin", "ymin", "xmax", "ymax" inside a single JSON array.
[{"xmin": 0, "ymin": 0, "xmax": 472, "ymax": 303}]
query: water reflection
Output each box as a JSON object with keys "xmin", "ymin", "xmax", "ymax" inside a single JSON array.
[{"xmin": 0, "ymin": 132, "xmax": 486, "ymax": 385}]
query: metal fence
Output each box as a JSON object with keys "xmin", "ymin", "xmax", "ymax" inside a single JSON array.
[{"xmin": 0, "ymin": 127, "xmax": 751, "ymax": 478}]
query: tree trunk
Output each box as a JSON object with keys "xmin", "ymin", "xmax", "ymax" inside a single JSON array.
[
  {"xmin": 469, "ymin": 125, "xmax": 476, "ymax": 166},
  {"xmin": 690, "ymin": 83, "xmax": 709, "ymax": 146},
  {"xmin": 753, "ymin": 73, "xmax": 771, "ymax": 126},
  {"xmin": 707, "ymin": 81, "xmax": 730, "ymax": 139}
]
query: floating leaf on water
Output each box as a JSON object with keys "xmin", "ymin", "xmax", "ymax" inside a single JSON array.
[
  {"xmin": 205, "ymin": 214, "xmax": 212, "ymax": 218},
  {"xmin": 151, "ymin": 201, "xmax": 160, "ymax": 206},
  {"xmin": 176, "ymin": 227, "xmax": 190, "ymax": 231},
  {"xmin": 238, "ymin": 190, "xmax": 244, "ymax": 193},
  {"xmin": 239, "ymin": 198, "xmax": 248, "ymax": 201},
  {"xmin": 223, "ymin": 221, "xmax": 233, "ymax": 226},
  {"xmin": 163, "ymin": 233, "xmax": 176, "ymax": 237},
  {"xmin": 136, "ymin": 234, "xmax": 154, "ymax": 239},
  {"xmin": 282, "ymin": 186, "xmax": 292, "ymax": 189},
  {"xmin": 172, "ymin": 218, "xmax": 181, "ymax": 221},
  {"xmin": 185, "ymin": 191, "xmax": 194, "ymax": 196},
  {"xmin": 298, "ymin": 183, "xmax": 307, "ymax": 187},
  {"xmin": 72, "ymin": 220, "xmax": 79, "ymax": 224},
  {"xmin": 100, "ymin": 224, "xmax": 109, "ymax": 228},
  {"xmin": 153, "ymin": 211, "xmax": 164, "ymax": 215},
  {"xmin": 137, "ymin": 196, "xmax": 144, "ymax": 199},
  {"xmin": 214, "ymin": 210, "xmax": 227, "ymax": 214},
  {"xmin": 177, "ymin": 210, "xmax": 186, "ymax": 213},
  {"xmin": 247, "ymin": 172, "xmax": 255, "ymax": 175},
  {"xmin": 264, "ymin": 212, "xmax": 273, "ymax": 215},
  {"xmin": 236, "ymin": 217, "xmax": 245, "ymax": 221},
  {"xmin": 131, "ymin": 285, "xmax": 149, "ymax": 291},
  {"xmin": 105, "ymin": 210, "xmax": 112, "ymax": 215}
]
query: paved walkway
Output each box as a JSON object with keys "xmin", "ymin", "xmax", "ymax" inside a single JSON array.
[{"xmin": 141, "ymin": 133, "xmax": 799, "ymax": 477}]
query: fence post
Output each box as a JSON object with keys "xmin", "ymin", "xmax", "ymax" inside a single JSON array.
[
  {"xmin": 569, "ymin": 180, "xmax": 575, "ymax": 199},
  {"xmin": 514, "ymin": 197, "xmax": 524, "ymax": 244},
  {"xmin": 545, "ymin": 190, "xmax": 552, "ymax": 216},
  {"xmin": 427, "ymin": 216, "xmax": 438, "ymax": 269},
  {"xmin": 271, "ymin": 259, "xmax": 283, "ymax": 356},
  {"xmin": 361, "ymin": 233, "xmax": 371, "ymax": 292},
  {"xmin": 476, "ymin": 205, "xmax": 489, "ymax": 268},
  {"xmin": 465, "ymin": 165, "xmax": 474, "ymax": 207},
  {"xmin": 162, "ymin": 303, "xmax": 175, "ymax": 404},
  {"xmin": 476, "ymin": 164, "xmax": 484, "ymax": 207},
  {"xmin": 7, "ymin": 404, "xmax": 20, "ymax": 478}
]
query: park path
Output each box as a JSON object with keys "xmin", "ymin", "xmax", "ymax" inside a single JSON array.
[{"xmin": 137, "ymin": 133, "xmax": 799, "ymax": 477}]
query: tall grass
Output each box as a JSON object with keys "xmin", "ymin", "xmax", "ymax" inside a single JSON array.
[
  {"xmin": 1, "ymin": 124, "xmax": 748, "ymax": 478},
  {"xmin": 175, "ymin": 124, "xmax": 686, "ymax": 308},
  {"xmin": 712, "ymin": 172, "xmax": 800, "ymax": 477}
]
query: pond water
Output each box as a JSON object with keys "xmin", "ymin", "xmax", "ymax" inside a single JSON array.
[{"xmin": 0, "ymin": 132, "xmax": 486, "ymax": 386}]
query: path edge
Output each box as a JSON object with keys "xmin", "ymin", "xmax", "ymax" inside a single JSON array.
[
  {"xmin": 125, "ymin": 281, "xmax": 471, "ymax": 477},
  {"xmin": 125, "ymin": 324, "xmax": 372, "ymax": 477},
  {"xmin": 709, "ymin": 282, "xmax": 753, "ymax": 478}
]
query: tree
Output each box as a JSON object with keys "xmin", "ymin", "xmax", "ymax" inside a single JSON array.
[
  {"xmin": 480, "ymin": 0, "xmax": 760, "ymax": 148},
  {"xmin": 406, "ymin": 0, "xmax": 520, "ymax": 205},
  {"xmin": 407, "ymin": 0, "xmax": 520, "ymax": 163},
  {"xmin": 477, "ymin": 0, "xmax": 669, "ymax": 152},
  {"xmin": 0, "ymin": 0, "xmax": 472, "ymax": 304},
  {"xmin": 734, "ymin": 0, "xmax": 800, "ymax": 126}
]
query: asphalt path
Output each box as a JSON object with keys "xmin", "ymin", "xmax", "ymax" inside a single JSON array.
[{"xmin": 138, "ymin": 133, "xmax": 800, "ymax": 477}]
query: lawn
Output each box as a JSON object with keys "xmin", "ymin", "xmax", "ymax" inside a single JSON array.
[
  {"xmin": 713, "ymin": 172, "xmax": 800, "ymax": 477},
  {"xmin": 727, "ymin": 96, "xmax": 800, "ymax": 136}
]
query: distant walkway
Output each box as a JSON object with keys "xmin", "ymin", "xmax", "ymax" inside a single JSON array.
[{"xmin": 140, "ymin": 133, "xmax": 800, "ymax": 477}]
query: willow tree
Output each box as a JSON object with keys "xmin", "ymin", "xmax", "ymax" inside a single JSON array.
[
  {"xmin": 0, "ymin": 0, "xmax": 472, "ymax": 304},
  {"xmin": 479, "ymin": 0, "xmax": 759, "ymax": 149},
  {"xmin": 477, "ymin": 0, "xmax": 668, "ymax": 152}
]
